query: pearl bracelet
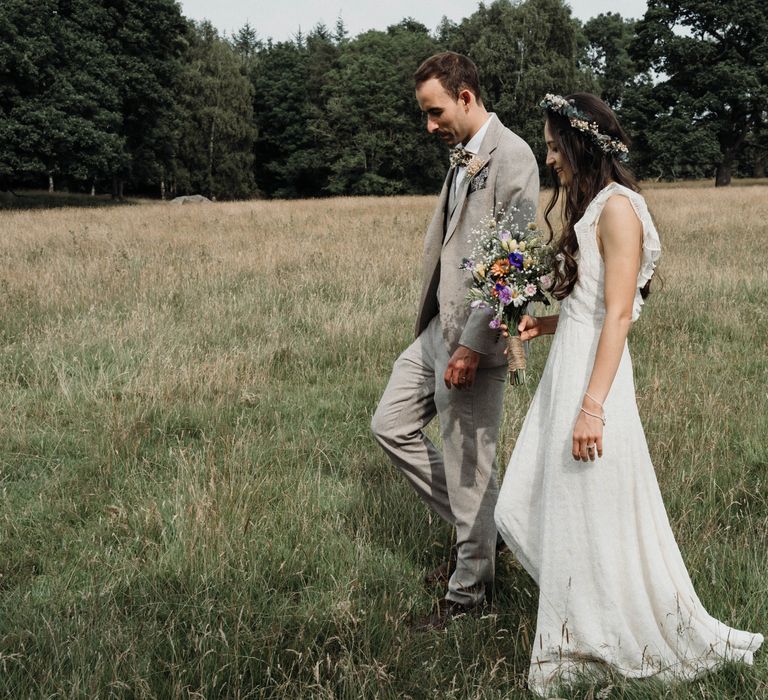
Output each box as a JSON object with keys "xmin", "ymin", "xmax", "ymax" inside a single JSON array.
[
  {"xmin": 584, "ymin": 391, "xmax": 604, "ymax": 407},
  {"xmin": 580, "ymin": 406, "xmax": 607, "ymax": 426}
]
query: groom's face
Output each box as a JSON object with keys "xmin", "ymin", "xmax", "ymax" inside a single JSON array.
[{"xmin": 415, "ymin": 78, "xmax": 472, "ymax": 146}]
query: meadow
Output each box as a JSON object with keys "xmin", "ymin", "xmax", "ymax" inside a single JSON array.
[{"xmin": 0, "ymin": 186, "xmax": 766, "ymax": 698}]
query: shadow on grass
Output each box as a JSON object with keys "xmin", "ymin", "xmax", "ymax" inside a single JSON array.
[{"xmin": 0, "ymin": 189, "xmax": 140, "ymax": 210}]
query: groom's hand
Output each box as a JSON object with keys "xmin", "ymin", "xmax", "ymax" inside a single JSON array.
[{"xmin": 444, "ymin": 345, "xmax": 481, "ymax": 389}]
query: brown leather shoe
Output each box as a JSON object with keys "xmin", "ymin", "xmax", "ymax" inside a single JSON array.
[
  {"xmin": 410, "ymin": 598, "xmax": 483, "ymax": 632},
  {"xmin": 423, "ymin": 546, "xmax": 457, "ymax": 587}
]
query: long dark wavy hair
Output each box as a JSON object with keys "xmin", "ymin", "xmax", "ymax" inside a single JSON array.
[{"xmin": 543, "ymin": 92, "xmax": 648, "ymax": 300}]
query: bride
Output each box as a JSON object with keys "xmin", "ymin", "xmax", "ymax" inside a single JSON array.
[{"xmin": 494, "ymin": 93, "xmax": 763, "ymax": 695}]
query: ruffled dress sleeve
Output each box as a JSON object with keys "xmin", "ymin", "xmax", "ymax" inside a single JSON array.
[
  {"xmin": 595, "ymin": 184, "xmax": 661, "ymax": 320},
  {"xmin": 626, "ymin": 190, "xmax": 661, "ymax": 290}
]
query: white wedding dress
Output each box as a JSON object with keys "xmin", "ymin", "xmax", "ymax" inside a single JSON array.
[{"xmin": 494, "ymin": 183, "xmax": 763, "ymax": 695}]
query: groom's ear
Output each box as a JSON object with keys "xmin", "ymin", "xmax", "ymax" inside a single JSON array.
[{"xmin": 458, "ymin": 88, "xmax": 474, "ymax": 109}]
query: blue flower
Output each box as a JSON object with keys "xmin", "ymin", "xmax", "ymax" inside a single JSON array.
[{"xmin": 509, "ymin": 252, "xmax": 524, "ymax": 269}]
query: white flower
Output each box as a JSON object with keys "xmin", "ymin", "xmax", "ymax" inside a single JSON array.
[
  {"xmin": 501, "ymin": 238, "xmax": 518, "ymax": 252},
  {"xmin": 465, "ymin": 157, "xmax": 487, "ymax": 179}
]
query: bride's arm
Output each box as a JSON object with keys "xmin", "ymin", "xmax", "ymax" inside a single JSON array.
[{"xmin": 573, "ymin": 195, "xmax": 643, "ymax": 462}]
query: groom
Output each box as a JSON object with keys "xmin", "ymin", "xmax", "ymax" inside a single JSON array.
[{"xmin": 371, "ymin": 52, "xmax": 538, "ymax": 628}]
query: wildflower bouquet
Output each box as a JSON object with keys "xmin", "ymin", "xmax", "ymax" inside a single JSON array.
[{"xmin": 461, "ymin": 209, "xmax": 554, "ymax": 384}]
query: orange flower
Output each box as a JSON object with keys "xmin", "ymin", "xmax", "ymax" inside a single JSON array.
[{"xmin": 490, "ymin": 258, "xmax": 511, "ymax": 277}]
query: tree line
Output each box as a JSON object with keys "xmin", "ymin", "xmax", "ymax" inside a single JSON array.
[{"xmin": 1, "ymin": 0, "xmax": 766, "ymax": 200}]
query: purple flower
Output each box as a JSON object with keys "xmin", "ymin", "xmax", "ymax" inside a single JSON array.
[
  {"xmin": 489, "ymin": 318, "xmax": 501, "ymax": 329},
  {"xmin": 497, "ymin": 285, "xmax": 513, "ymax": 305},
  {"xmin": 509, "ymin": 252, "xmax": 524, "ymax": 269},
  {"xmin": 470, "ymin": 299, "xmax": 487, "ymax": 309},
  {"xmin": 499, "ymin": 230, "xmax": 511, "ymax": 241},
  {"xmin": 461, "ymin": 258, "xmax": 475, "ymax": 270}
]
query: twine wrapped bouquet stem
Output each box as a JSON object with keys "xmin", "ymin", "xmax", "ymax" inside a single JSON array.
[{"xmin": 506, "ymin": 333, "xmax": 526, "ymax": 384}]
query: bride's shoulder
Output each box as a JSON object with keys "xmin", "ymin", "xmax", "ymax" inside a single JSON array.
[
  {"xmin": 597, "ymin": 181, "xmax": 641, "ymax": 201},
  {"xmin": 599, "ymin": 193, "xmax": 643, "ymax": 235},
  {"xmin": 595, "ymin": 183, "xmax": 646, "ymax": 217},
  {"xmin": 603, "ymin": 191, "xmax": 640, "ymax": 217},
  {"xmin": 580, "ymin": 183, "xmax": 646, "ymax": 232}
]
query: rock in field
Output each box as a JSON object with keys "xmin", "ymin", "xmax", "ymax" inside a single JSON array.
[{"xmin": 170, "ymin": 194, "xmax": 212, "ymax": 205}]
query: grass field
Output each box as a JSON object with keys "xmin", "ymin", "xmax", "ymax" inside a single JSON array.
[{"xmin": 0, "ymin": 187, "xmax": 766, "ymax": 698}]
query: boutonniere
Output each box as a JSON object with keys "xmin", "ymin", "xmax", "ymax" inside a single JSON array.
[{"xmin": 465, "ymin": 157, "xmax": 488, "ymax": 180}]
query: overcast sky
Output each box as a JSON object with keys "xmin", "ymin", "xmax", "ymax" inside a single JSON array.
[{"xmin": 176, "ymin": 0, "xmax": 648, "ymax": 40}]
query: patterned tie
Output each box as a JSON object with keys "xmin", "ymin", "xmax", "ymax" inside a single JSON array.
[{"xmin": 449, "ymin": 145, "xmax": 473, "ymax": 169}]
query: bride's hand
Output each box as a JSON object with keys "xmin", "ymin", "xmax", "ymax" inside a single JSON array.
[
  {"xmin": 572, "ymin": 397, "xmax": 604, "ymax": 461},
  {"xmin": 517, "ymin": 315, "xmax": 542, "ymax": 341},
  {"xmin": 501, "ymin": 316, "xmax": 553, "ymax": 352}
]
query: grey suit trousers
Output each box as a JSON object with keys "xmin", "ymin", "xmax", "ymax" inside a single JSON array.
[{"xmin": 371, "ymin": 315, "xmax": 507, "ymax": 607}]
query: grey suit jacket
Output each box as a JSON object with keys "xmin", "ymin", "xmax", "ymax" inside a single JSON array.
[{"xmin": 414, "ymin": 114, "xmax": 540, "ymax": 368}]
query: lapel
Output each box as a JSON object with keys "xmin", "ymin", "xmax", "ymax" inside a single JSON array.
[
  {"xmin": 443, "ymin": 114, "xmax": 502, "ymax": 248},
  {"xmin": 422, "ymin": 168, "xmax": 453, "ymax": 273},
  {"xmin": 447, "ymin": 170, "xmax": 469, "ymax": 220}
]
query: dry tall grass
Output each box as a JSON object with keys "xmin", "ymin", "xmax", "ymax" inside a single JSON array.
[{"xmin": 0, "ymin": 186, "xmax": 766, "ymax": 698}]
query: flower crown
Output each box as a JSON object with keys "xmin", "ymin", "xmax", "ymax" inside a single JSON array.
[{"xmin": 540, "ymin": 93, "xmax": 629, "ymax": 162}]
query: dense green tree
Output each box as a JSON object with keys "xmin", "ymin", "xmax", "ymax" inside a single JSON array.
[
  {"xmin": 230, "ymin": 23, "xmax": 264, "ymax": 198},
  {"xmin": 620, "ymin": 81, "xmax": 721, "ymax": 180},
  {"xmin": 743, "ymin": 116, "xmax": 768, "ymax": 177},
  {"xmin": 251, "ymin": 24, "xmax": 344, "ymax": 198},
  {"xmin": 3, "ymin": 0, "xmax": 767, "ymax": 198},
  {"xmin": 317, "ymin": 21, "xmax": 443, "ymax": 196},
  {"xmin": 104, "ymin": 0, "xmax": 188, "ymax": 196},
  {"xmin": 252, "ymin": 42, "xmax": 316, "ymax": 197},
  {"xmin": 333, "ymin": 16, "xmax": 349, "ymax": 45},
  {"xmin": 632, "ymin": 0, "xmax": 768, "ymax": 186},
  {"xmin": 443, "ymin": 0, "xmax": 594, "ymax": 164},
  {"xmin": 580, "ymin": 12, "xmax": 703, "ymax": 180},
  {"xmin": 0, "ymin": 0, "xmax": 125, "ymax": 191},
  {"xmin": 231, "ymin": 22, "xmax": 262, "ymax": 60},
  {"xmin": 0, "ymin": 0, "xmax": 186, "ymax": 196},
  {"xmin": 173, "ymin": 21, "xmax": 257, "ymax": 199},
  {"xmin": 583, "ymin": 13, "xmax": 639, "ymax": 108}
]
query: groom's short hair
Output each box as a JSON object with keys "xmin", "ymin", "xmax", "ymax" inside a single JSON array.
[{"xmin": 414, "ymin": 51, "xmax": 482, "ymax": 102}]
